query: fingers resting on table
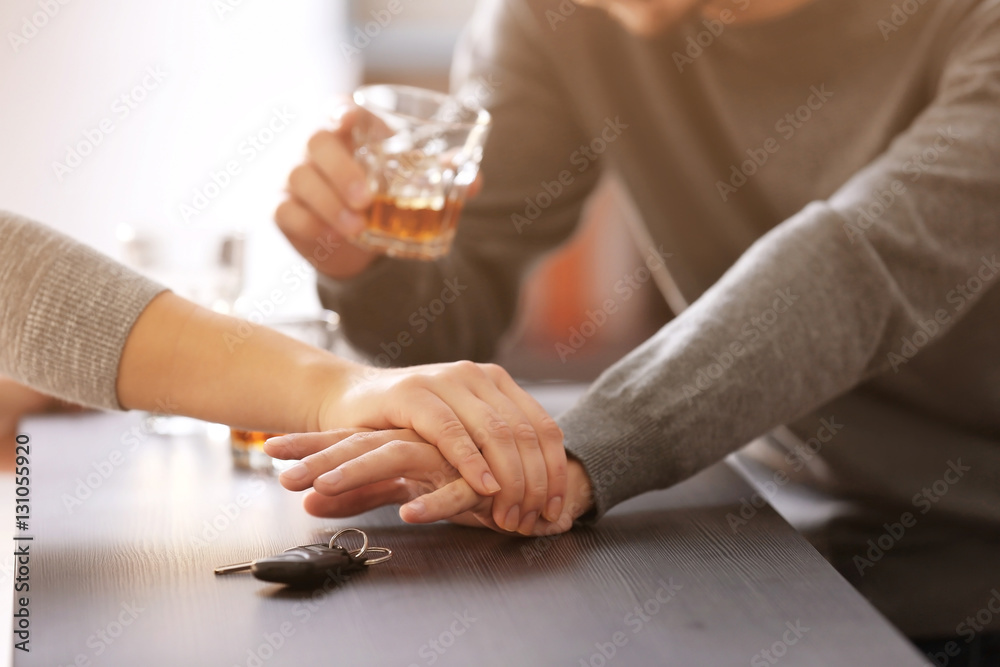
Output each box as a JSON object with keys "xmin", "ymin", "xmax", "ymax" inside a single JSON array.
[{"xmin": 264, "ymin": 428, "xmax": 579, "ymax": 536}]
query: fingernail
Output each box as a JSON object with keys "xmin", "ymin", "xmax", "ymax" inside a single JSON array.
[
  {"xmin": 317, "ymin": 468, "xmax": 343, "ymax": 489},
  {"xmin": 347, "ymin": 181, "xmax": 370, "ymax": 209},
  {"xmin": 546, "ymin": 496, "xmax": 563, "ymax": 522},
  {"xmin": 280, "ymin": 462, "xmax": 309, "ymax": 483},
  {"xmin": 518, "ymin": 511, "xmax": 538, "ymax": 534},
  {"xmin": 339, "ymin": 209, "xmax": 364, "ymax": 235},
  {"xmin": 404, "ymin": 499, "xmax": 425, "ymax": 518},
  {"xmin": 504, "ymin": 505, "xmax": 520, "ymax": 532},
  {"xmin": 482, "ymin": 472, "xmax": 501, "ymax": 495}
]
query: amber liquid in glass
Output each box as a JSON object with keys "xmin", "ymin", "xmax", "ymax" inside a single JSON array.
[
  {"xmin": 230, "ymin": 428, "xmax": 283, "ymax": 470},
  {"xmin": 362, "ymin": 195, "xmax": 464, "ymax": 258}
]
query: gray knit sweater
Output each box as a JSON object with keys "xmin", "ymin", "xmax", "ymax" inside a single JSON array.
[
  {"xmin": 319, "ymin": 0, "xmax": 1000, "ymax": 635},
  {"xmin": 0, "ymin": 212, "xmax": 165, "ymax": 410}
]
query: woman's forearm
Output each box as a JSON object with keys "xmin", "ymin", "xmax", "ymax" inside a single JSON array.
[{"xmin": 117, "ymin": 292, "xmax": 361, "ymax": 434}]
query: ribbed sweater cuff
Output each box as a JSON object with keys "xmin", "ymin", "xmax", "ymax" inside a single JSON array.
[
  {"xmin": 558, "ymin": 401, "xmax": 662, "ymax": 522},
  {"xmin": 6, "ymin": 220, "xmax": 167, "ymax": 410}
]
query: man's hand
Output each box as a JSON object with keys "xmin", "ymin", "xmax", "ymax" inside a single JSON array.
[
  {"xmin": 264, "ymin": 428, "xmax": 593, "ymax": 537},
  {"xmin": 314, "ymin": 362, "xmax": 567, "ymax": 535},
  {"xmin": 277, "ymin": 103, "xmax": 482, "ymax": 280},
  {"xmin": 276, "ymin": 104, "xmax": 378, "ymax": 281}
]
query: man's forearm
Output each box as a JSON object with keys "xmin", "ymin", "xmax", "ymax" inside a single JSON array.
[{"xmin": 319, "ymin": 253, "xmax": 517, "ymax": 365}]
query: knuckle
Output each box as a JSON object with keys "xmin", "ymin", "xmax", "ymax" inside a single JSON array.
[
  {"xmin": 513, "ymin": 423, "xmax": 541, "ymax": 449},
  {"xmin": 325, "ymin": 427, "xmax": 361, "ymax": 439},
  {"xmin": 536, "ymin": 417, "xmax": 564, "ymax": 444},
  {"xmin": 306, "ymin": 130, "xmax": 331, "ymax": 155},
  {"xmin": 451, "ymin": 359, "xmax": 480, "ymax": 378},
  {"xmin": 446, "ymin": 482, "xmax": 468, "ymax": 503},
  {"xmin": 503, "ymin": 472, "xmax": 526, "ymax": 497},
  {"xmin": 301, "ymin": 451, "xmax": 330, "ymax": 473},
  {"xmin": 481, "ymin": 362, "xmax": 508, "ymax": 380},
  {"xmin": 396, "ymin": 374, "xmax": 426, "ymax": 393},
  {"xmin": 354, "ymin": 430, "xmax": 387, "ymax": 445},
  {"xmin": 548, "ymin": 460, "xmax": 568, "ymax": 484},
  {"xmin": 483, "ymin": 419, "xmax": 515, "ymax": 445},
  {"xmin": 525, "ymin": 482, "xmax": 549, "ymax": 503},
  {"xmin": 382, "ymin": 439, "xmax": 411, "ymax": 455},
  {"xmin": 426, "ymin": 468, "xmax": 450, "ymax": 489},
  {"xmin": 287, "ymin": 164, "xmax": 311, "ymax": 192},
  {"xmin": 274, "ymin": 200, "xmax": 295, "ymax": 226},
  {"xmin": 332, "ymin": 105, "xmax": 356, "ymax": 131},
  {"xmin": 455, "ymin": 445, "xmax": 482, "ymax": 469},
  {"xmin": 439, "ymin": 418, "xmax": 471, "ymax": 442}
]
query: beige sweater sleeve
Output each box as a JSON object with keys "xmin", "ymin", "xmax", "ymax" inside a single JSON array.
[{"xmin": 0, "ymin": 211, "xmax": 167, "ymax": 410}]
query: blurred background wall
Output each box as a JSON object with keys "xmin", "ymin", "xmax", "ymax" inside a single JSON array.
[
  {"xmin": 0, "ymin": 0, "xmax": 349, "ymax": 315},
  {"xmin": 0, "ymin": 0, "xmax": 670, "ymax": 383}
]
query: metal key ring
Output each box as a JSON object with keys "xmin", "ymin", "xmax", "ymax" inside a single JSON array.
[
  {"xmin": 329, "ymin": 528, "xmax": 369, "ymax": 559},
  {"xmin": 361, "ymin": 546, "xmax": 392, "ymax": 566}
]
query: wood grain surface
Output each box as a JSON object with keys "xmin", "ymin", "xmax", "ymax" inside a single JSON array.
[{"xmin": 16, "ymin": 397, "xmax": 926, "ymax": 666}]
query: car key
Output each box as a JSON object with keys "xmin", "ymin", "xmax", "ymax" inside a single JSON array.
[{"xmin": 215, "ymin": 528, "xmax": 392, "ymax": 589}]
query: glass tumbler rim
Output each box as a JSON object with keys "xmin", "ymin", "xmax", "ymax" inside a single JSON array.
[{"xmin": 353, "ymin": 83, "xmax": 491, "ymax": 130}]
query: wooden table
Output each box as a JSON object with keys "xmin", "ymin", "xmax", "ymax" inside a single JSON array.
[{"xmin": 15, "ymin": 388, "xmax": 926, "ymax": 666}]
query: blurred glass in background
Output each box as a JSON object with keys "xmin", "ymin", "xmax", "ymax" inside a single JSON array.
[
  {"xmin": 118, "ymin": 223, "xmax": 245, "ymax": 314},
  {"xmin": 229, "ymin": 312, "xmax": 341, "ymax": 473}
]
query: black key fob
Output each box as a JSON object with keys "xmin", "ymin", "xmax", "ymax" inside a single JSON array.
[{"xmin": 251, "ymin": 544, "xmax": 367, "ymax": 588}]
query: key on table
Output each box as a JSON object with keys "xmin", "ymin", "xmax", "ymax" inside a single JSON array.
[{"xmin": 214, "ymin": 528, "xmax": 392, "ymax": 588}]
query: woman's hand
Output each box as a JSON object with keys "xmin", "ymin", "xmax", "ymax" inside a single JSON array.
[
  {"xmin": 319, "ymin": 363, "xmax": 568, "ymax": 535},
  {"xmin": 117, "ymin": 291, "xmax": 564, "ymax": 534},
  {"xmin": 264, "ymin": 428, "xmax": 593, "ymax": 537}
]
